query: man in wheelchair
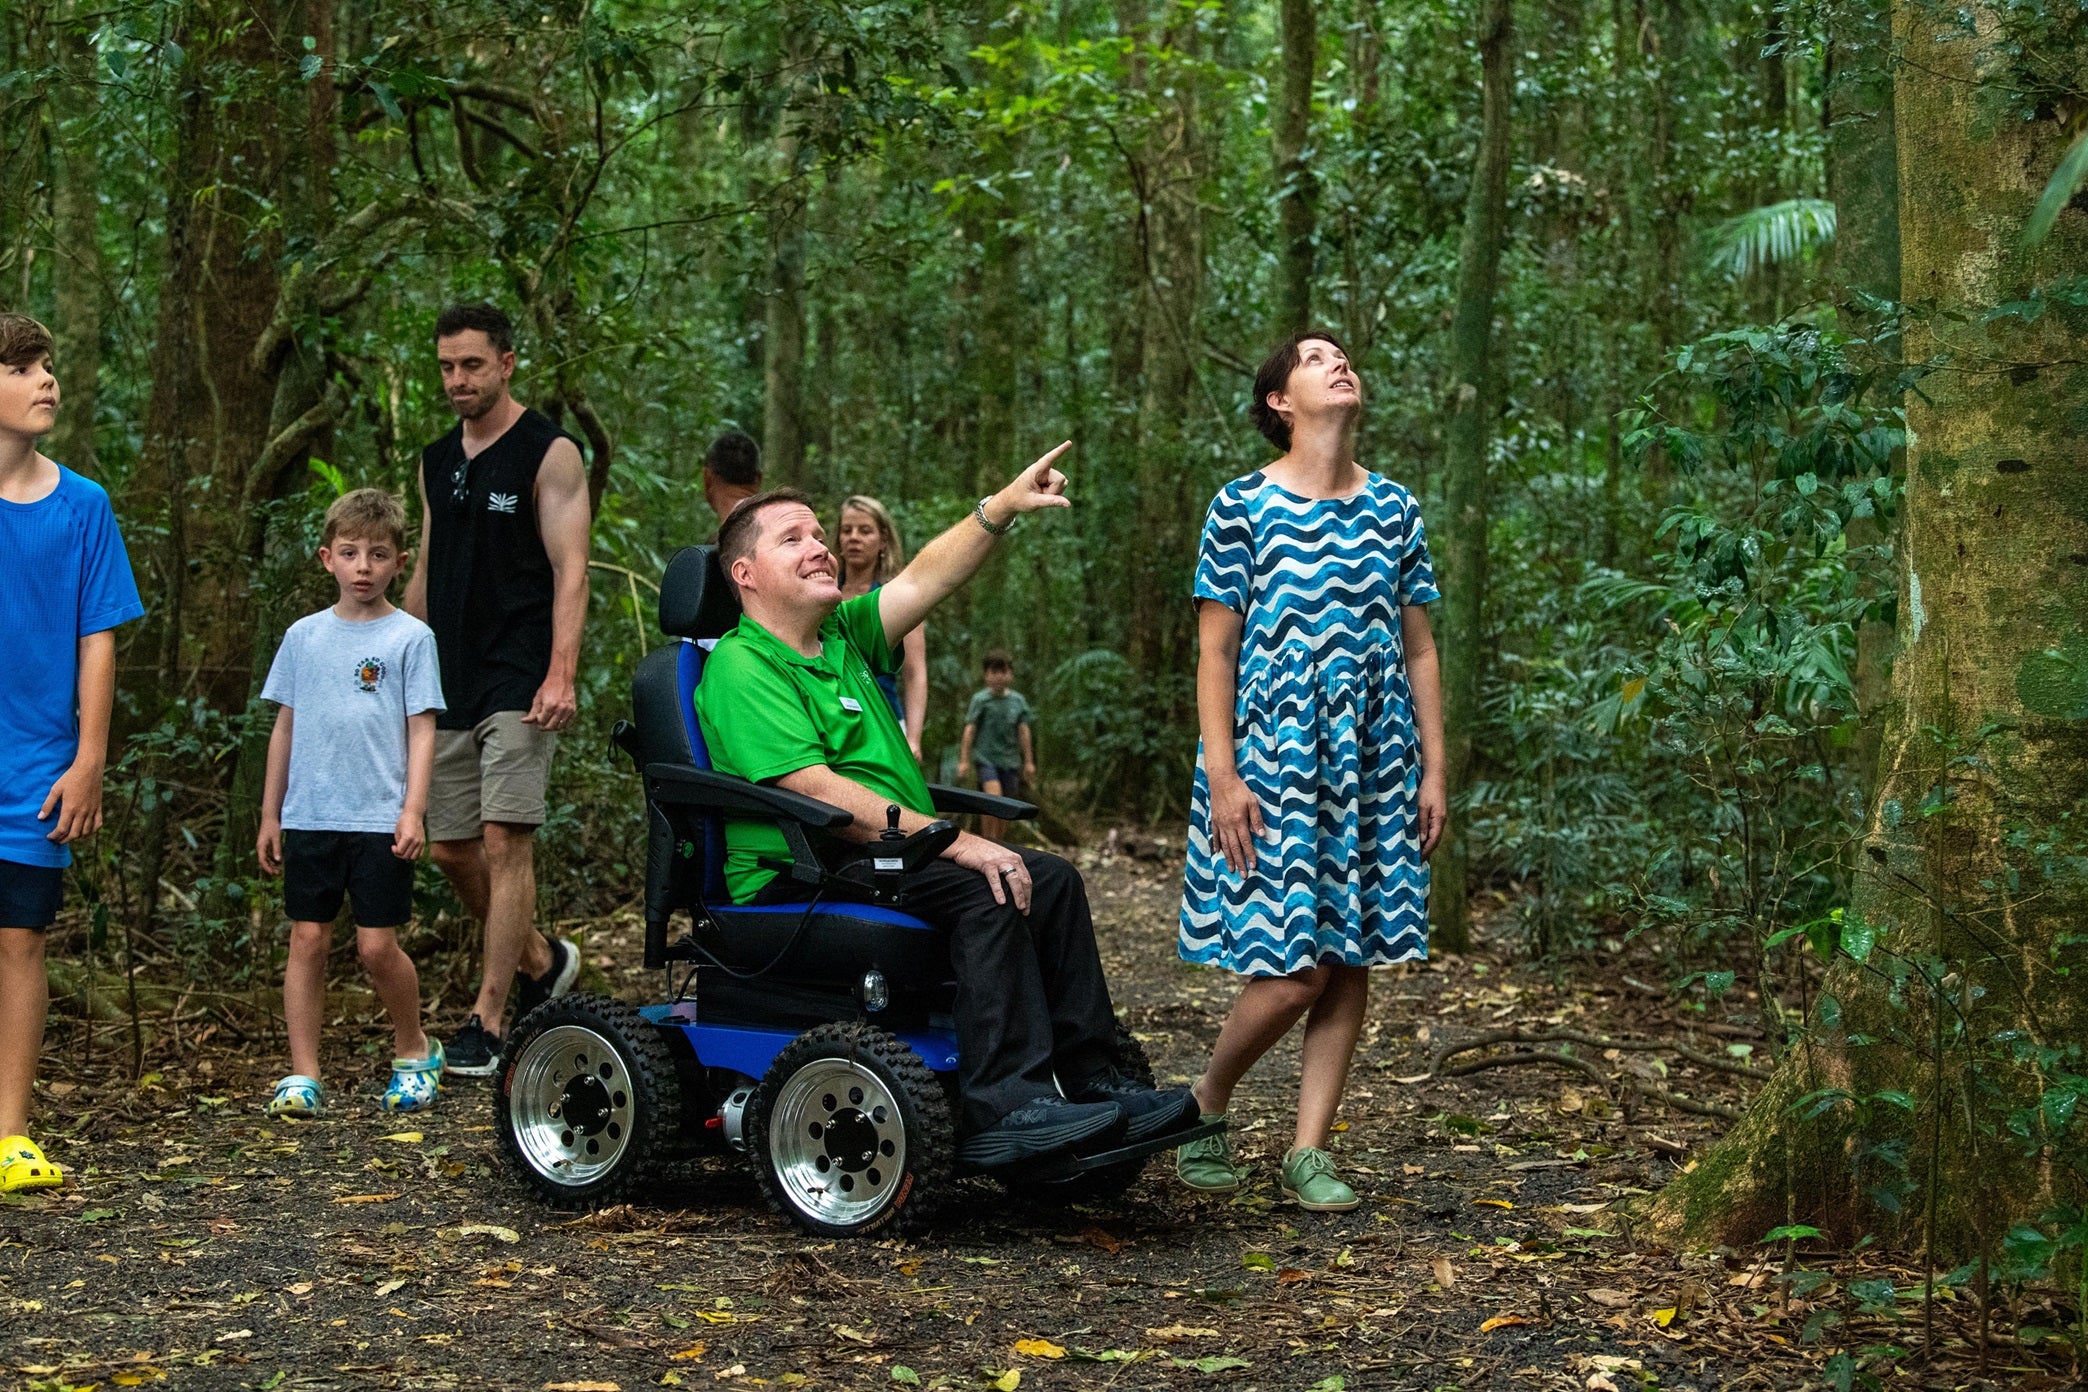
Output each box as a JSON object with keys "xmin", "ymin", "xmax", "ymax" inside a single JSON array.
[{"xmin": 694, "ymin": 449, "xmax": 1200, "ymax": 1169}]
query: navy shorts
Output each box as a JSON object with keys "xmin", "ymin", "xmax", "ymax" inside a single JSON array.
[
  {"xmin": 976, "ymin": 760, "xmax": 1024, "ymax": 803},
  {"xmin": 283, "ymin": 830, "xmax": 414, "ymax": 928},
  {"xmin": 0, "ymin": 860, "xmax": 64, "ymax": 929}
]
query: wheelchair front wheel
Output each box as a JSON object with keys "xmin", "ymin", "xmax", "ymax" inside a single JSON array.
[
  {"xmin": 748, "ymin": 1023, "xmax": 953, "ymax": 1237},
  {"xmin": 497, "ymin": 994, "xmax": 683, "ymax": 1209}
]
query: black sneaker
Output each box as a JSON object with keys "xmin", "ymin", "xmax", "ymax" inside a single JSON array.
[
  {"xmin": 446, "ymin": 1014, "xmax": 504, "ymax": 1078},
  {"xmin": 514, "ymin": 936, "xmax": 580, "ymax": 1023},
  {"xmin": 958, "ymin": 1096, "xmax": 1126, "ymax": 1169},
  {"xmin": 1064, "ymin": 1071, "xmax": 1202, "ymax": 1143}
]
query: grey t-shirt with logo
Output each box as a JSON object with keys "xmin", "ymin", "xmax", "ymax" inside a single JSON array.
[{"xmin": 261, "ymin": 607, "xmax": 447, "ymax": 832}]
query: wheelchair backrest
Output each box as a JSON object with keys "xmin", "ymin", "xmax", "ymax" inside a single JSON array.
[{"xmin": 636, "ymin": 545, "xmax": 744, "ymax": 904}]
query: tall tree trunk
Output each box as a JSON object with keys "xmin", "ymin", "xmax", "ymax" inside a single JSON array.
[
  {"xmin": 764, "ymin": 29, "xmax": 811, "ymax": 493},
  {"xmin": 1125, "ymin": 5, "xmax": 1207, "ymax": 768},
  {"xmin": 1825, "ymin": 0, "xmax": 1901, "ymax": 795},
  {"xmin": 1273, "ymin": 0, "xmax": 1317, "ymax": 331},
  {"xmin": 1429, "ymin": 0, "xmax": 1515, "ymax": 955},
  {"xmin": 1645, "ymin": 0, "xmax": 2088, "ymax": 1256},
  {"xmin": 134, "ymin": 2, "xmax": 301, "ymax": 711},
  {"xmin": 45, "ymin": 0, "xmax": 100, "ymax": 475}
]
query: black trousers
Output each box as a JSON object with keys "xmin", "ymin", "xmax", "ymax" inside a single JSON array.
[{"xmin": 898, "ymin": 848, "xmax": 1119, "ymax": 1133}]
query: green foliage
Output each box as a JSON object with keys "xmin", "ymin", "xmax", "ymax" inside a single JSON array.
[{"xmin": 1709, "ymin": 199, "xmax": 1837, "ymax": 279}]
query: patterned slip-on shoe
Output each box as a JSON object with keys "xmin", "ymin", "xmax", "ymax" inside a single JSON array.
[
  {"xmin": 266, "ymin": 1075, "xmax": 324, "ymax": 1120},
  {"xmin": 1175, "ymin": 1115, "xmax": 1246, "ymax": 1193},
  {"xmin": 1281, "ymin": 1145, "xmax": 1360, "ymax": 1212},
  {"xmin": 0, "ymin": 1134, "xmax": 63, "ymax": 1192},
  {"xmin": 383, "ymin": 1041, "xmax": 445, "ymax": 1114}
]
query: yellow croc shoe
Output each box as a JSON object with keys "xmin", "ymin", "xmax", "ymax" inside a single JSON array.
[{"xmin": 0, "ymin": 1134, "xmax": 63, "ymax": 1192}]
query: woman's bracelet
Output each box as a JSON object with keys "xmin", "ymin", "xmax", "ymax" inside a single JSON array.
[{"xmin": 973, "ymin": 496, "xmax": 1013, "ymax": 536}]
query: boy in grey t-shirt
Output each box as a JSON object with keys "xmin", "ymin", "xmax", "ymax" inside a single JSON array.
[{"xmin": 257, "ymin": 490, "xmax": 446, "ymax": 1119}]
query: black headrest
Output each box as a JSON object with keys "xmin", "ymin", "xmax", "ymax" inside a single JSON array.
[{"xmin": 657, "ymin": 545, "xmax": 742, "ymax": 639}]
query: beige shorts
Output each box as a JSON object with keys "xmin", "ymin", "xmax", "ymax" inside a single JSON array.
[{"xmin": 427, "ymin": 711, "xmax": 558, "ymax": 843}]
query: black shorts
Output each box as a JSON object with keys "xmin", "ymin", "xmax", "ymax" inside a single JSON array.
[
  {"xmin": 976, "ymin": 760, "xmax": 1024, "ymax": 803},
  {"xmin": 0, "ymin": 860, "xmax": 64, "ymax": 929},
  {"xmin": 283, "ymin": 830, "xmax": 414, "ymax": 928}
]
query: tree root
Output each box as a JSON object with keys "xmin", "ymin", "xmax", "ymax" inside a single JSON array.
[{"xmin": 1427, "ymin": 1028, "xmax": 1752, "ymax": 1122}]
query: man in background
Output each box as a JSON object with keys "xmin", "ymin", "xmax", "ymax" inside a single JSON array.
[{"xmin": 702, "ymin": 430, "xmax": 762, "ymax": 526}]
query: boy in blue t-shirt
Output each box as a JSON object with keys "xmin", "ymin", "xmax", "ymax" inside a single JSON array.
[
  {"xmin": 0, "ymin": 314, "xmax": 145, "ymax": 1193},
  {"xmin": 257, "ymin": 489, "xmax": 447, "ymax": 1118}
]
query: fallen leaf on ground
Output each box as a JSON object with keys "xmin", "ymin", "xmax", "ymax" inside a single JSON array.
[
  {"xmin": 1014, "ymin": 1339, "xmax": 1064, "ymax": 1359},
  {"xmin": 1584, "ymin": 1289, "xmax": 1632, "ymax": 1307},
  {"xmin": 1145, "ymin": 1324, "xmax": 1219, "ymax": 1339},
  {"xmin": 215, "ymin": 1330, "xmax": 253, "ymax": 1343},
  {"xmin": 543, "ymin": 1383, "xmax": 621, "ymax": 1391},
  {"xmin": 1171, "ymin": 1356, "xmax": 1250, "ymax": 1373},
  {"xmin": 452, "ymin": 1224, "xmax": 521, "ymax": 1244},
  {"xmin": 1479, "ymin": 1314, "xmax": 1532, "ymax": 1332},
  {"xmin": 1275, "ymin": 1268, "xmax": 1310, "ymax": 1285},
  {"xmin": 331, "ymin": 1194, "xmax": 399, "ymax": 1205},
  {"xmin": 379, "ymin": 1132, "xmax": 423, "ymax": 1144},
  {"xmin": 1474, "ymin": 1199, "xmax": 1514, "ymax": 1209},
  {"xmin": 1077, "ymin": 1226, "xmax": 1124, "ymax": 1254},
  {"xmin": 671, "ymin": 1344, "xmax": 707, "ymax": 1360},
  {"xmin": 1586, "ymin": 1376, "xmax": 1619, "ymax": 1392},
  {"xmin": 1431, "ymin": 1256, "xmax": 1457, "ymax": 1289},
  {"xmin": 373, "ymin": 1279, "xmax": 406, "ymax": 1297},
  {"xmin": 990, "ymin": 1373, "xmax": 1020, "ymax": 1392},
  {"xmin": 834, "ymin": 1326, "xmax": 874, "ymax": 1345},
  {"xmin": 889, "ymin": 1369, "xmax": 920, "ymax": 1385},
  {"xmin": 1650, "ymin": 1307, "xmax": 1678, "ymax": 1327}
]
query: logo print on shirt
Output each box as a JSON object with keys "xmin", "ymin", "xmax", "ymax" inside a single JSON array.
[
  {"xmin": 487, "ymin": 492, "xmax": 519, "ymax": 514},
  {"xmin": 354, "ymin": 656, "xmax": 387, "ymax": 693}
]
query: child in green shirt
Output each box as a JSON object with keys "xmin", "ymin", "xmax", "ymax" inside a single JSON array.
[{"xmin": 958, "ymin": 649, "xmax": 1036, "ymax": 842}]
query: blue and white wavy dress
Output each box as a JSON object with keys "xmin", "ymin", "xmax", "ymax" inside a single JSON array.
[{"xmin": 1179, "ymin": 471, "xmax": 1440, "ymax": 977}]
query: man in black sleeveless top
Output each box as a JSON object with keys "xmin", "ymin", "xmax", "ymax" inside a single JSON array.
[{"xmin": 403, "ymin": 305, "xmax": 591, "ymax": 1076}]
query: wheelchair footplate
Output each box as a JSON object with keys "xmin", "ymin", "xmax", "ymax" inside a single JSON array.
[{"xmin": 959, "ymin": 1117, "xmax": 1226, "ymax": 1182}]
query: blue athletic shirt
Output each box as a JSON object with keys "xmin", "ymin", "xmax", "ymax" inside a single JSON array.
[{"xmin": 0, "ymin": 464, "xmax": 145, "ymax": 868}]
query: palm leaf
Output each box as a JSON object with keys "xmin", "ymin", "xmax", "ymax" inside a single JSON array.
[
  {"xmin": 1709, "ymin": 198, "xmax": 1837, "ymax": 279},
  {"xmin": 2023, "ymin": 124, "xmax": 2088, "ymax": 250}
]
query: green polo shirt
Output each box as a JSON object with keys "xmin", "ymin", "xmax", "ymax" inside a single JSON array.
[{"xmin": 693, "ymin": 591, "xmax": 934, "ymax": 902}]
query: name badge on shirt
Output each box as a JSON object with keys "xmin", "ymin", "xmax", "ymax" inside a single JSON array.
[{"xmin": 839, "ymin": 696, "xmax": 863, "ymax": 713}]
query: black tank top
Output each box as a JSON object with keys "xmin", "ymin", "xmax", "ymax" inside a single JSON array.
[{"xmin": 420, "ymin": 408, "xmax": 572, "ymax": 729}]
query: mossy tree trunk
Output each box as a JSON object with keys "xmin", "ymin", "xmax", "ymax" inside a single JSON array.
[
  {"xmin": 1272, "ymin": 0, "xmax": 1317, "ymax": 332},
  {"xmin": 1429, "ymin": 0, "xmax": 1514, "ymax": 954},
  {"xmin": 1644, "ymin": 0, "xmax": 2088, "ymax": 1255}
]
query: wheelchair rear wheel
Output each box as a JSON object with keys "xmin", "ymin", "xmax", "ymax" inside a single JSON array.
[
  {"xmin": 748, "ymin": 1023, "xmax": 953, "ymax": 1237},
  {"xmin": 497, "ymin": 994, "xmax": 684, "ymax": 1209}
]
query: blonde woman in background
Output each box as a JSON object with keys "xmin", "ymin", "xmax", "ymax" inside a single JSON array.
[{"xmin": 835, "ymin": 495, "xmax": 929, "ymax": 761}]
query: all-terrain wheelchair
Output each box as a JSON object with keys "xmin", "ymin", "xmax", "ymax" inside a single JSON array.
[{"xmin": 493, "ymin": 545, "xmax": 1217, "ymax": 1236}]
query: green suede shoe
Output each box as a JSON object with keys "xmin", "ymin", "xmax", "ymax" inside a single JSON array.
[
  {"xmin": 1174, "ymin": 1114, "xmax": 1244, "ymax": 1192},
  {"xmin": 1281, "ymin": 1146, "xmax": 1359, "ymax": 1212}
]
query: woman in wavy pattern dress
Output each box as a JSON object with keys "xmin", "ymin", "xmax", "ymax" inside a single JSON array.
[{"xmin": 1174, "ymin": 331, "xmax": 1448, "ymax": 1211}]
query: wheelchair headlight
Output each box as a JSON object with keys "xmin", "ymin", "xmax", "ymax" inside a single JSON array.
[{"xmin": 860, "ymin": 970, "xmax": 890, "ymax": 1013}]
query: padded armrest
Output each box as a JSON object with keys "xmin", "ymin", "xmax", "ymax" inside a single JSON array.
[
  {"xmin": 646, "ymin": 763, "xmax": 854, "ymax": 829},
  {"xmin": 927, "ymin": 783, "xmax": 1037, "ymax": 821}
]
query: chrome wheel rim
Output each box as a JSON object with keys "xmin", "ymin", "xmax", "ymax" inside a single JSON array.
[
  {"xmin": 768, "ymin": 1058, "xmax": 906, "ymax": 1228},
  {"xmin": 511, "ymin": 1025, "xmax": 635, "ymax": 1188}
]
